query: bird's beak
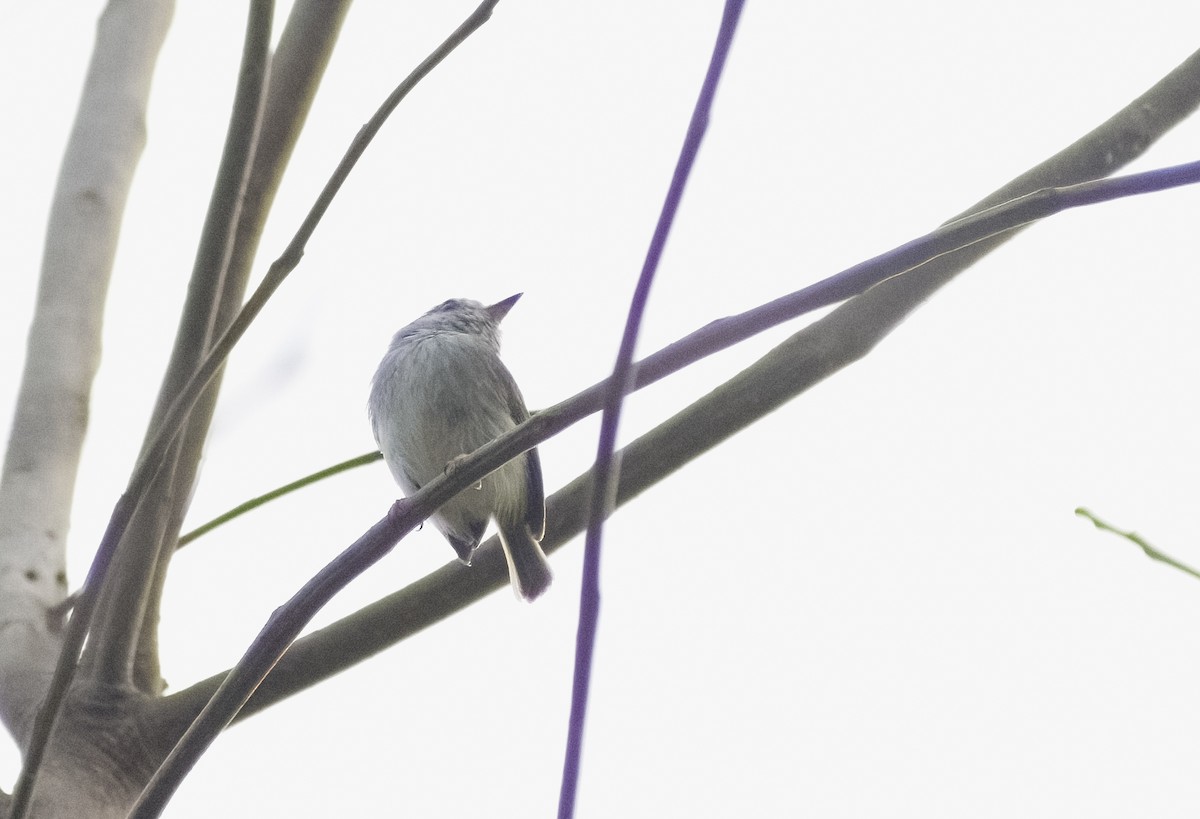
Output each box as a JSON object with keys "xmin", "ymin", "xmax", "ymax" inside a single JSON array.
[{"xmin": 487, "ymin": 292, "xmax": 522, "ymax": 322}]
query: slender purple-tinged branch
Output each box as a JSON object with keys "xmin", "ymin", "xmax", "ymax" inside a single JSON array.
[{"xmin": 559, "ymin": 3, "xmax": 745, "ymax": 817}]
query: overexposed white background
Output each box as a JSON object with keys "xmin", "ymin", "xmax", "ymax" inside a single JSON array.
[{"xmin": 3, "ymin": 2, "xmax": 1200, "ymax": 816}]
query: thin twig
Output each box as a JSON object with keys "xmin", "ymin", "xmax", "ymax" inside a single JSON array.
[
  {"xmin": 177, "ymin": 452, "xmax": 382, "ymax": 547},
  {"xmin": 1075, "ymin": 508, "xmax": 1200, "ymax": 582}
]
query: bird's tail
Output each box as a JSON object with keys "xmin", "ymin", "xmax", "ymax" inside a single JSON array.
[{"xmin": 497, "ymin": 524, "xmax": 553, "ymax": 602}]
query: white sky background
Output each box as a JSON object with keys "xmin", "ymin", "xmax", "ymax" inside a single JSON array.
[{"xmin": 3, "ymin": 2, "xmax": 1200, "ymax": 817}]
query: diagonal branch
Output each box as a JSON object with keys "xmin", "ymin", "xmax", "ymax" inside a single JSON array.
[{"xmin": 150, "ymin": 44, "xmax": 1200, "ymax": 727}]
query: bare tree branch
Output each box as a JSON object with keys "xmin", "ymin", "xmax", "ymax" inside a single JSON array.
[
  {"xmin": 130, "ymin": 0, "xmax": 354, "ymax": 698},
  {"xmin": 80, "ymin": 0, "xmax": 273, "ymax": 697},
  {"xmin": 152, "ymin": 45, "xmax": 1200, "ymax": 726}
]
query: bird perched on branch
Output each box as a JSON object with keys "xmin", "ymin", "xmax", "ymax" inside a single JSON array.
[{"xmin": 369, "ymin": 293, "xmax": 551, "ymax": 601}]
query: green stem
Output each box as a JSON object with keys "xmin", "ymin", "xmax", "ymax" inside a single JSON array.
[
  {"xmin": 1075, "ymin": 507, "xmax": 1200, "ymax": 582},
  {"xmin": 178, "ymin": 452, "xmax": 382, "ymax": 547}
]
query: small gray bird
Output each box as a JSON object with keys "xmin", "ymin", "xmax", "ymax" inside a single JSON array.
[{"xmin": 369, "ymin": 294, "xmax": 551, "ymax": 601}]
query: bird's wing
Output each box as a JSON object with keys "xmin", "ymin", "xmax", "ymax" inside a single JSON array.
[
  {"xmin": 523, "ymin": 445, "xmax": 547, "ymax": 540},
  {"xmin": 481, "ymin": 350, "xmax": 546, "ymax": 540}
]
